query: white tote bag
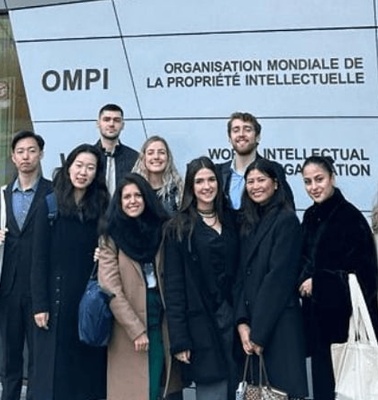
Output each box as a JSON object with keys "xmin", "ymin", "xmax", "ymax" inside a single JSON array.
[{"xmin": 331, "ymin": 273, "xmax": 378, "ymax": 400}]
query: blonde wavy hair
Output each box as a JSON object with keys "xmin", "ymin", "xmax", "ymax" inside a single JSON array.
[{"xmin": 132, "ymin": 135, "xmax": 183, "ymax": 204}]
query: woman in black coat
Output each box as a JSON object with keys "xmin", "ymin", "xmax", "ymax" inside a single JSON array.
[
  {"xmin": 31, "ymin": 144, "xmax": 109, "ymax": 400},
  {"xmin": 235, "ymin": 159, "xmax": 308, "ymax": 400},
  {"xmin": 299, "ymin": 155, "xmax": 378, "ymax": 400},
  {"xmin": 164, "ymin": 156, "xmax": 239, "ymax": 400}
]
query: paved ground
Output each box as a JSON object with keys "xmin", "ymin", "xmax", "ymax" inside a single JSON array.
[{"xmin": 0, "ymin": 358, "xmax": 312, "ymax": 399}]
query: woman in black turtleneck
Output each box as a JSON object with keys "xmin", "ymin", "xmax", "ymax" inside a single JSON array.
[
  {"xmin": 234, "ymin": 158, "xmax": 308, "ymax": 400},
  {"xmin": 299, "ymin": 156, "xmax": 378, "ymax": 400},
  {"xmin": 98, "ymin": 173, "xmax": 179, "ymax": 400}
]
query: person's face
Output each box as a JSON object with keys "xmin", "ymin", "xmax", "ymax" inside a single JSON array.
[
  {"xmin": 193, "ymin": 168, "xmax": 218, "ymax": 210},
  {"xmin": 121, "ymin": 183, "xmax": 145, "ymax": 218},
  {"xmin": 97, "ymin": 110, "xmax": 124, "ymax": 141},
  {"xmin": 68, "ymin": 152, "xmax": 97, "ymax": 191},
  {"xmin": 302, "ymin": 163, "xmax": 335, "ymax": 204},
  {"xmin": 229, "ymin": 118, "xmax": 260, "ymax": 156},
  {"xmin": 12, "ymin": 137, "xmax": 43, "ymax": 174},
  {"xmin": 144, "ymin": 141, "xmax": 168, "ymax": 175},
  {"xmin": 245, "ymin": 169, "xmax": 277, "ymax": 205}
]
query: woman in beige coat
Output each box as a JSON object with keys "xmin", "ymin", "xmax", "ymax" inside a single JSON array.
[{"xmin": 99, "ymin": 173, "xmax": 179, "ymax": 400}]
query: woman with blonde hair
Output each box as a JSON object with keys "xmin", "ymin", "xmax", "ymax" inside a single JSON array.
[{"xmin": 132, "ymin": 135, "xmax": 183, "ymax": 215}]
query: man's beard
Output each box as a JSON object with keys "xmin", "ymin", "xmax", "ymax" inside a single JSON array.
[{"xmin": 234, "ymin": 142, "xmax": 258, "ymax": 156}]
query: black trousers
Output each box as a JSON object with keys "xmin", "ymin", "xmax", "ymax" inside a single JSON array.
[
  {"xmin": 0, "ymin": 294, "xmax": 34, "ymax": 400},
  {"xmin": 311, "ymin": 341, "xmax": 335, "ymax": 400}
]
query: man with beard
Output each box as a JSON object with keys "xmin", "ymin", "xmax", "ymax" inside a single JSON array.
[
  {"xmin": 94, "ymin": 104, "xmax": 138, "ymax": 196},
  {"xmin": 217, "ymin": 112, "xmax": 295, "ymax": 210}
]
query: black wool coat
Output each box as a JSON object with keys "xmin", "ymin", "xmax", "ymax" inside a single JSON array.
[
  {"xmin": 31, "ymin": 198, "xmax": 106, "ymax": 400},
  {"xmin": 234, "ymin": 206, "xmax": 308, "ymax": 398},
  {"xmin": 299, "ymin": 188, "xmax": 378, "ymax": 349},
  {"xmin": 164, "ymin": 213, "xmax": 239, "ymax": 385}
]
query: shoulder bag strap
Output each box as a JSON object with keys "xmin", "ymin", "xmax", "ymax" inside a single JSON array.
[{"xmin": 348, "ymin": 273, "xmax": 378, "ymax": 345}]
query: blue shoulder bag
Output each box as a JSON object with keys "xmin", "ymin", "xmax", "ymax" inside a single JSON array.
[{"xmin": 78, "ymin": 261, "xmax": 114, "ymax": 347}]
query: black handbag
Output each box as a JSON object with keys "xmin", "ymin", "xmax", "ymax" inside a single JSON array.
[{"xmin": 78, "ymin": 261, "xmax": 114, "ymax": 347}]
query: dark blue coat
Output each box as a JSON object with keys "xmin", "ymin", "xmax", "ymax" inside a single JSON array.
[{"xmin": 0, "ymin": 177, "xmax": 52, "ymax": 297}]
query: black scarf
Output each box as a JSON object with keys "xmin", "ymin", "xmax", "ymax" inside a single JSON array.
[{"xmin": 108, "ymin": 210, "xmax": 163, "ymax": 264}]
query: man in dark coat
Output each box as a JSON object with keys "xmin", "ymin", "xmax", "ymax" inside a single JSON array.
[
  {"xmin": 216, "ymin": 111, "xmax": 295, "ymax": 210},
  {"xmin": 0, "ymin": 130, "xmax": 52, "ymax": 400},
  {"xmin": 94, "ymin": 103, "xmax": 138, "ymax": 196}
]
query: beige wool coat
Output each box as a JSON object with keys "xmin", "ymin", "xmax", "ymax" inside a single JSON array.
[{"xmin": 98, "ymin": 237, "xmax": 181, "ymax": 400}]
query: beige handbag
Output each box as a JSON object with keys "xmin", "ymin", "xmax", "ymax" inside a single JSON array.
[{"xmin": 236, "ymin": 354, "xmax": 288, "ymax": 400}]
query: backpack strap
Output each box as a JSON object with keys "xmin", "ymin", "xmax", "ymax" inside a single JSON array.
[{"xmin": 45, "ymin": 192, "xmax": 58, "ymax": 224}]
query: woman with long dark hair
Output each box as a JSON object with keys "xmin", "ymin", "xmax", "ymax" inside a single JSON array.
[
  {"xmin": 98, "ymin": 173, "xmax": 180, "ymax": 400},
  {"xmin": 31, "ymin": 143, "xmax": 109, "ymax": 400},
  {"xmin": 164, "ymin": 156, "xmax": 239, "ymax": 400},
  {"xmin": 299, "ymin": 155, "xmax": 378, "ymax": 400},
  {"xmin": 235, "ymin": 158, "xmax": 308, "ymax": 400}
]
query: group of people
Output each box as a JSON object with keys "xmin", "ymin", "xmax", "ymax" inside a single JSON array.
[{"xmin": 0, "ymin": 105, "xmax": 377, "ymax": 400}]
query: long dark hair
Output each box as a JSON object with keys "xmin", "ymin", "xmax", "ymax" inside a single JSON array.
[
  {"xmin": 168, "ymin": 156, "xmax": 225, "ymax": 242},
  {"xmin": 301, "ymin": 155, "xmax": 335, "ymax": 177},
  {"xmin": 53, "ymin": 144, "xmax": 109, "ymax": 221},
  {"xmin": 239, "ymin": 158, "xmax": 290, "ymax": 235},
  {"xmin": 104, "ymin": 173, "xmax": 169, "ymax": 239},
  {"xmin": 102, "ymin": 173, "xmax": 169, "ymax": 262}
]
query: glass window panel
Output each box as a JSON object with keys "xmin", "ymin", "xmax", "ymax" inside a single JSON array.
[{"xmin": 0, "ymin": 13, "xmax": 32, "ymax": 184}]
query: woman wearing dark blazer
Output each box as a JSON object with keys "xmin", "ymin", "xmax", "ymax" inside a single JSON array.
[
  {"xmin": 164, "ymin": 156, "xmax": 239, "ymax": 400},
  {"xmin": 235, "ymin": 158, "xmax": 308, "ymax": 400},
  {"xmin": 299, "ymin": 156, "xmax": 378, "ymax": 400}
]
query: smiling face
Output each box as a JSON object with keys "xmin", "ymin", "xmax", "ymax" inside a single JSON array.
[
  {"xmin": 229, "ymin": 118, "xmax": 260, "ymax": 156},
  {"xmin": 245, "ymin": 168, "xmax": 277, "ymax": 205},
  {"xmin": 68, "ymin": 152, "xmax": 97, "ymax": 193},
  {"xmin": 193, "ymin": 167, "xmax": 218, "ymax": 210},
  {"xmin": 144, "ymin": 140, "xmax": 168, "ymax": 175},
  {"xmin": 302, "ymin": 162, "xmax": 335, "ymax": 204},
  {"xmin": 121, "ymin": 183, "xmax": 145, "ymax": 218}
]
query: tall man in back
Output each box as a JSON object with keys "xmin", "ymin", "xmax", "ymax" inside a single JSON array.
[
  {"xmin": 217, "ymin": 111, "xmax": 295, "ymax": 210},
  {"xmin": 94, "ymin": 103, "xmax": 138, "ymax": 196},
  {"xmin": 0, "ymin": 131, "xmax": 52, "ymax": 400}
]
